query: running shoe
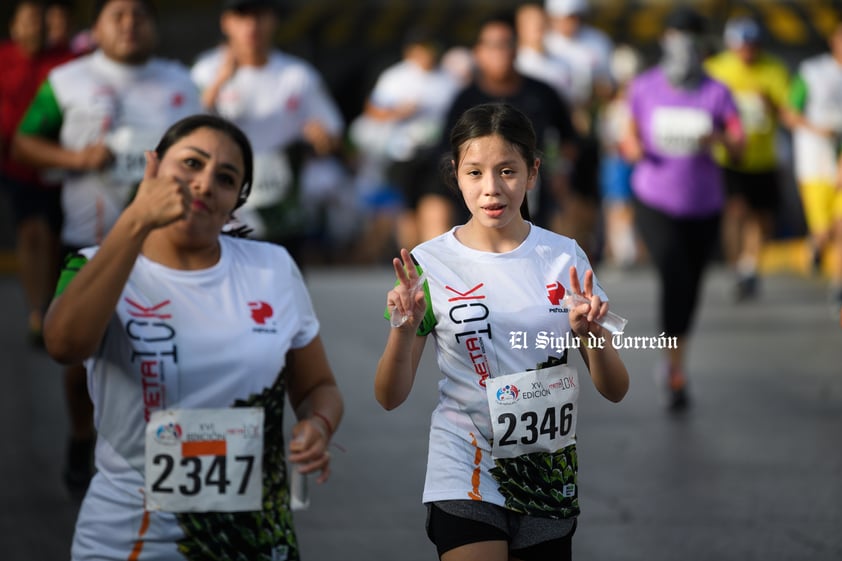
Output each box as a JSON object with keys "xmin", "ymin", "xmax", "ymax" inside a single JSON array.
[
  {"xmin": 655, "ymin": 360, "xmax": 690, "ymax": 412},
  {"xmin": 735, "ymin": 273, "xmax": 759, "ymax": 302},
  {"xmin": 808, "ymin": 243, "xmax": 823, "ymax": 276},
  {"xmin": 667, "ymin": 368, "xmax": 690, "ymax": 412}
]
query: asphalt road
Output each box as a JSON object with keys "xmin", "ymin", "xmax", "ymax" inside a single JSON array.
[{"xmin": 1, "ymin": 263, "xmax": 840, "ymax": 561}]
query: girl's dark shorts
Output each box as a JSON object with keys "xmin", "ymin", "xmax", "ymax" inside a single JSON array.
[{"xmin": 426, "ymin": 500, "xmax": 576, "ymax": 560}]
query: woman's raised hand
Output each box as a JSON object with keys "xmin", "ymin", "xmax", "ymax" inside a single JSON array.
[{"xmin": 128, "ymin": 150, "xmax": 192, "ymax": 230}]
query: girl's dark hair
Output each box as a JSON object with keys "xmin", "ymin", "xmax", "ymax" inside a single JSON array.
[
  {"xmin": 154, "ymin": 114, "xmax": 254, "ymax": 209},
  {"xmin": 447, "ymin": 102, "xmax": 538, "ymax": 220}
]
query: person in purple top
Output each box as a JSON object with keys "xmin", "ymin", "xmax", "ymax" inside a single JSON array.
[{"xmin": 621, "ymin": 6, "xmax": 744, "ymax": 411}]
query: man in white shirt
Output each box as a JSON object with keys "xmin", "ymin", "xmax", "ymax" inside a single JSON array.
[
  {"xmin": 192, "ymin": 0, "xmax": 348, "ymax": 257},
  {"xmin": 13, "ymin": 0, "xmax": 202, "ymax": 499}
]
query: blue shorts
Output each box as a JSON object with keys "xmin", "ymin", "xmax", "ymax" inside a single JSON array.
[{"xmin": 599, "ymin": 155, "xmax": 634, "ymax": 203}]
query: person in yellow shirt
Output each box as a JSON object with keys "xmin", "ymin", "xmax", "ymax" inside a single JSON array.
[{"xmin": 705, "ymin": 16, "xmax": 792, "ymax": 301}]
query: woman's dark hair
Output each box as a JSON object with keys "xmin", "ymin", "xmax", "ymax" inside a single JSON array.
[
  {"xmin": 154, "ymin": 114, "xmax": 254, "ymax": 209},
  {"xmin": 447, "ymin": 102, "xmax": 538, "ymax": 220}
]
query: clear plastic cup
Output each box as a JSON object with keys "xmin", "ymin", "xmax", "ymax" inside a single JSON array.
[
  {"xmin": 562, "ymin": 293, "xmax": 628, "ymax": 333},
  {"xmin": 290, "ymin": 466, "xmax": 309, "ymax": 511},
  {"xmin": 389, "ymin": 272, "xmax": 427, "ymax": 328}
]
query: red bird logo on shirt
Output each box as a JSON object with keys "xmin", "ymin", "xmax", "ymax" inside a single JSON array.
[
  {"xmin": 546, "ymin": 282, "xmax": 565, "ymax": 306},
  {"xmin": 248, "ymin": 301, "xmax": 273, "ymax": 325}
]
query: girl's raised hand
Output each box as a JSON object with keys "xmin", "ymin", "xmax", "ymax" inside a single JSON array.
[
  {"xmin": 568, "ymin": 265, "xmax": 609, "ymax": 338},
  {"xmin": 387, "ymin": 248, "xmax": 427, "ymax": 329}
]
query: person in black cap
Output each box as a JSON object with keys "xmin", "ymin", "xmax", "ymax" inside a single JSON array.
[
  {"xmin": 192, "ymin": 0, "xmax": 347, "ymax": 261},
  {"xmin": 620, "ymin": 5, "xmax": 745, "ymax": 411},
  {"xmin": 659, "ymin": 5, "xmax": 708, "ymax": 88}
]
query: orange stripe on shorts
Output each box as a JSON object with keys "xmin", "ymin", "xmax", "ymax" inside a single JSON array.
[
  {"xmin": 128, "ymin": 510, "xmax": 151, "ymax": 561},
  {"xmin": 468, "ymin": 432, "xmax": 483, "ymax": 501}
]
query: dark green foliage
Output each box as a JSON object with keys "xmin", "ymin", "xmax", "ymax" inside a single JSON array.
[{"xmin": 490, "ymin": 446, "xmax": 579, "ymax": 519}]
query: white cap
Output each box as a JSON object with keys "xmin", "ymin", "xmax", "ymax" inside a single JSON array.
[
  {"xmin": 723, "ymin": 17, "xmax": 761, "ymax": 48},
  {"xmin": 545, "ymin": 0, "xmax": 589, "ymax": 17}
]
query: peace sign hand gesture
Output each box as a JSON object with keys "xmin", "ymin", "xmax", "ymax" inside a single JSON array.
[
  {"xmin": 567, "ymin": 265, "xmax": 609, "ymax": 338},
  {"xmin": 387, "ymin": 248, "xmax": 427, "ymax": 330}
]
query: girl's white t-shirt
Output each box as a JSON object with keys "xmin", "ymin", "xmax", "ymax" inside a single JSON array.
[{"xmin": 410, "ymin": 225, "xmax": 606, "ymax": 519}]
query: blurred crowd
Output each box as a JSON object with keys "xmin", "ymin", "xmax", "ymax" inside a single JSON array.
[{"xmin": 3, "ymin": 0, "xmax": 842, "ymax": 516}]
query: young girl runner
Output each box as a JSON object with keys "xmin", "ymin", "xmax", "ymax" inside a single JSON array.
[{"xmin": 375, "ymin": 102, "xmax": 629, "ymax": 561}]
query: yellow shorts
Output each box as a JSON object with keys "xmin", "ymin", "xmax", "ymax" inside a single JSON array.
[{"xmin": 799, "ymin": 180, "xmax": 842, "ymax": 235}]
